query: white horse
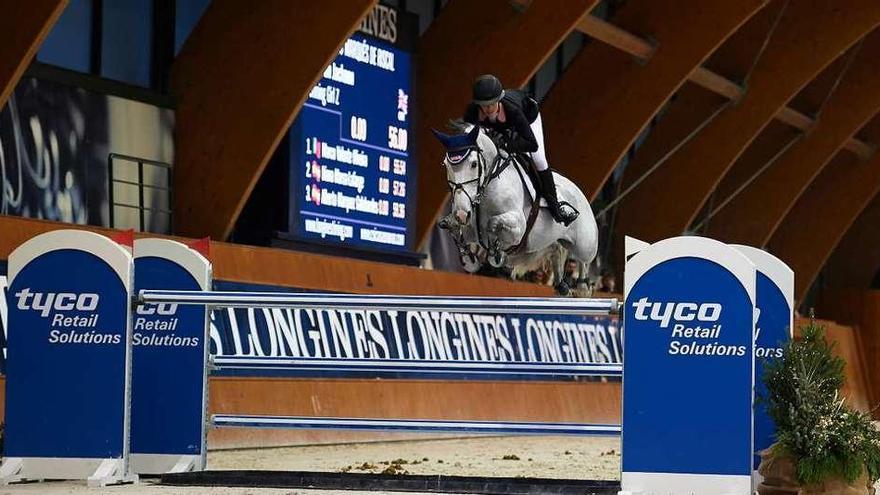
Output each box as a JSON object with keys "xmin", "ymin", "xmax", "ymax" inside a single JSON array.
[{"xmin": 432, "ymin": 123, "xmax": 599, "ymax": 294}]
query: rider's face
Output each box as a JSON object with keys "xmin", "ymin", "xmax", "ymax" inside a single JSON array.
[{"xmin": 480, "ymin": 102, "xmax": 499, "ymax": 115}]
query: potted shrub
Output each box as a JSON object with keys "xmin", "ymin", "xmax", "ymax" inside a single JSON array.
[{"xmin": 758, "ymin": 321, "xmax": 880, "ymax": 494}]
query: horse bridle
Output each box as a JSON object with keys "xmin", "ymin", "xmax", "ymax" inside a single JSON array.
[
  {"xmin": 445, "ymin": 145, "xmax": 487, "ymax": 208},
  {"xmin": 443, "ymin": 137, "xmax": 514, "ymax": 255}
]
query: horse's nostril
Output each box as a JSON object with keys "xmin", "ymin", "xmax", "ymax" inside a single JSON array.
[{"xmin": 454, "ymin": 210, "xmax": 469, "ymax": 224}]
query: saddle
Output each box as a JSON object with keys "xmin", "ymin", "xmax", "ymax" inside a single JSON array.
[
  {"xmin": 504, "ymin": 152, "xmax": 577, "ymax": 254},
  {"xmin": 512, "ymin": 154, "xmax": 545, "ymax": 205}
]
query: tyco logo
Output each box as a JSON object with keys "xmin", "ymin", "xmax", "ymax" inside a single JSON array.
[
  {"xmin": 136, "ymin": 303, "xmax": 179, "ymax": 316},
  {"xmin": 632, "ymin": 297, "xmax": 721, "ymax": 328},
  {"xmin": 15, "ymin": 288, "xmax": 99, "ymax": 317}
]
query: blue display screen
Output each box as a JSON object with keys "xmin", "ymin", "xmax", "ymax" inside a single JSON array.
[{"xmin": 289, "ymin": 34, "xmax": 414, "ymax": 252}]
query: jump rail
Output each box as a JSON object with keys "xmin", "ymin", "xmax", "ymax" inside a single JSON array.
[
  {"xmin": 211, "ymin": 356, "xmax": 623, "ymax": 377},
  {"xmin": 138, "ymin": 290, "xmax": 622, "ymax": 316},
  {"xmin": 211, "ymin": 415, "xmax": 622, "ymax": 436},
  {"xmin": 137, "ymin": 289, "xmax": 625, "ymax": 438}
]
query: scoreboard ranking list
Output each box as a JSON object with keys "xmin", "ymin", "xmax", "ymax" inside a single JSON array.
[{"xmin": 290, "ymin": 34, "xmax": 413, "ymax": 251}]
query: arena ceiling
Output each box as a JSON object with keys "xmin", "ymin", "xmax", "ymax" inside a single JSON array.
[{"xmin": 5, "ymin": 0, "xmax": 880, "ymax": 302}]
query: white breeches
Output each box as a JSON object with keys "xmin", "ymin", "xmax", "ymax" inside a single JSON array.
[{"xmin": 529, "ymin": 113, "xmax": 549, "ymax": 171}]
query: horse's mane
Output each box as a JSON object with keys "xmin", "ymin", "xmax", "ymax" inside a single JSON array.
[
  {"xmin": 446, "ymin": 119, "xmax": 473, "ymax": 134},
  {"xmin": 446, "ymin": 119, "xmax": 507, "ymax": 157}
]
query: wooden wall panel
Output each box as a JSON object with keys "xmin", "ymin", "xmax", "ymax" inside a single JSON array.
[
  {"xmin": 817, "ymin": 289, "xmax": 880, "ymax": 412},
  {"xmin": 414, "ymin": 0, "xmax": 598, "ymax": 247},
  {"xmin": 805, "ymin": 319, "xmax": 872, "ymax": 413},
  {"xmin": 171, "ymin": 0, "xmax": 376, "ymax": 240},
  {"xmin": 541, "ymin": 0, "xmax": 766, "ymax": 199},
  {"xmin": 208, "ymin": 378, "xmax": 621, "ymax": 449},
  {"xmin": 0, "ymin": 372, "xmax": 621, "ymax": 449}
]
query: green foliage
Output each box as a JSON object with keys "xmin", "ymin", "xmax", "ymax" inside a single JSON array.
[{"xmin": 763, "ymin": 321, "xmax": 880, "ymax": 485}]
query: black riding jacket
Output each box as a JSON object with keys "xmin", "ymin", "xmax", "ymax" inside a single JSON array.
[{"xmin": 463, "ymin": 89, "xmax": 539, "ymax": 153}]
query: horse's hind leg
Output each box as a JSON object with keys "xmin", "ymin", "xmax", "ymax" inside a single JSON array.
[
  {"xmin": 578, "ymin": 260, "xmax": 592, "ymax": 294},
  {"xmin": 565, "ymin": 216, "xmax": 599, "ymax": 267},
  {"xmin": 553, "ymin": 246, "xmax": 571, "ymax": 296}
]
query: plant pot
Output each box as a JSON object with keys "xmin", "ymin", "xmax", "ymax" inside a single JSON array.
[{"xmin": 757, "ymin": 445, "xmax": 875, "ymax": 495}]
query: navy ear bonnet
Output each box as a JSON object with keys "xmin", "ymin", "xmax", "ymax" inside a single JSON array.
[{"xmin": 432, "ymin": 126, "xmax": 480, "ymax": 164}]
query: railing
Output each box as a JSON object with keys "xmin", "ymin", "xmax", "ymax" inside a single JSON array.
[{"xmin": 107, "ymin": 153, "xmax": 173, "ymax": 233}]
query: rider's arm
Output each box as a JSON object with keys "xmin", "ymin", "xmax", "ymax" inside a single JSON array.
[{"xmin": 507, "ymin": 108, "xmax": 539, "ymax": 153}]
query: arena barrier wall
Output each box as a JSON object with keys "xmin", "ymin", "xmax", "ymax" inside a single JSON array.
[{"xmin": 1, "ymin": 228, "xmax": 807, "ymax": 495}]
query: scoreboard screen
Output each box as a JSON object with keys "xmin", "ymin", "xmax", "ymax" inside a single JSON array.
[{"xmin": 288, "ymin": 26, "xmax": 415, "ymax": 253}]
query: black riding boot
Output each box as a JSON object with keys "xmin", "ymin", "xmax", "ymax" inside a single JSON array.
[{"xmin": 538, "ymin": 169, "xmax": 579, "ymax": 226}]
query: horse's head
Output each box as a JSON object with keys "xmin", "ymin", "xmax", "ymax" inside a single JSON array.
[{"xmin": 432, "ymin": 123, "xmax": 499, "ymax": 226}]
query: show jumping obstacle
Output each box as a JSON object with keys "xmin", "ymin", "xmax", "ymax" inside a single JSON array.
[{"xmin": 0, "ymin": 230, "xmax": 793, "ymax": 495}]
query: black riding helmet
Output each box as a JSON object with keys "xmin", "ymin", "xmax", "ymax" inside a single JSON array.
[{"xmin": 472, "ymin": 74, "xmax": 504, "ymax": 105}]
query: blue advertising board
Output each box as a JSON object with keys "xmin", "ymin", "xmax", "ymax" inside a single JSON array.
[
  {"xmin": 622, "ymin": 236, "xmax": 756, "ymax": 495},
  {"xmin": 0, "ymin": 260, "xmax": 7, "ymax": 374},
  {"xmin": 208, "ymin": 281, "xmax": 622, "ymax": 380},
  {"xmin": 130, "ymin": 239, "xmax": 211, "ymax": 474},
  {"xmin": 732, "ymin": 245, "xmax": 794, "ymax": 473},
  {"xmin": 288, "ymin": 8, "xmax": 417, "ymax": 252},
  {"xmin": 0, "ymin": 230, "xmax": 135, "ymax": 485}
]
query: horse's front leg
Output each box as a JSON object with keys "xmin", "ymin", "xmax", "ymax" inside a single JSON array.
[
  {"xmin": 486, "ymin": 211, "xmax": 526, "ymax": 266},
  {"xmin": 460, "ymin": 242, "xmax": 485, "ymax": 273}
]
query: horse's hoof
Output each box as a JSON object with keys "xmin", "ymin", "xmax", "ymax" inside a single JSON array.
[
  {"xmin": 462, "ymin": 259, "xmax": 482, "ymax": 273},
  {"xmin": 555, "ymin": 282, "xmax": 571, "ymax": 296},
  {"xmin": 489, "ymin": 251, "xmax": 506, "ymax": 268}
]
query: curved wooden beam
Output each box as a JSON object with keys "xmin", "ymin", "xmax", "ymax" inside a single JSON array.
[
  {"xmin": 0, "ymin": 0, "xmax": 66, "ymax": 108},
  {"xmin": 706, "ymin": 30, "xmax": 880, "ymax": 245},
  {"xmin": 414, "ymin": 0, "xmax": 598, "ymax": 248},
  {"xmin": 608, "ymin": 83, "xmax": 727, "ymax": 274},
  {"xmin": 609, "ymin": 3, "xmax": 792, "ymax": 273},
  {"xmin": 768, "ymin": 149, "xmax": 880, "ymax": 302},
  {"xmin": 171, "ymin": 0, "xmax": 376, "ymax": 240},
  {"xmin": 704, "ymin": 120, "xmax": 800, "ymax": 208},
  {"xmin": 613, "ymin": 1, "xmax": 880, "ymax": 245},
  {"xmin": 540, "ymin": 0, "xmax": 766, "ymax": 199},
  {"xmin": 700, "ymin": 0, "xmax": 788, "ymax": 81},
  {"xmin": 823, "ymin": 196, "xmax": 880, "ymax": 290},
  {"xmin": 787, "ymin": 42, "xmax": 862, "ymax": 116}
]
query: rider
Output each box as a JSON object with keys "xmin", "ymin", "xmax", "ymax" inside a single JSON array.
[{"xmin": 463, "ymin": 74, "xmax": 579, "ymax": 226}]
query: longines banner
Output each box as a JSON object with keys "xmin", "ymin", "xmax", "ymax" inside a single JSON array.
[{"xmin": 0, "ymin": 270, "xmax": 621, "ymax": 380}]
